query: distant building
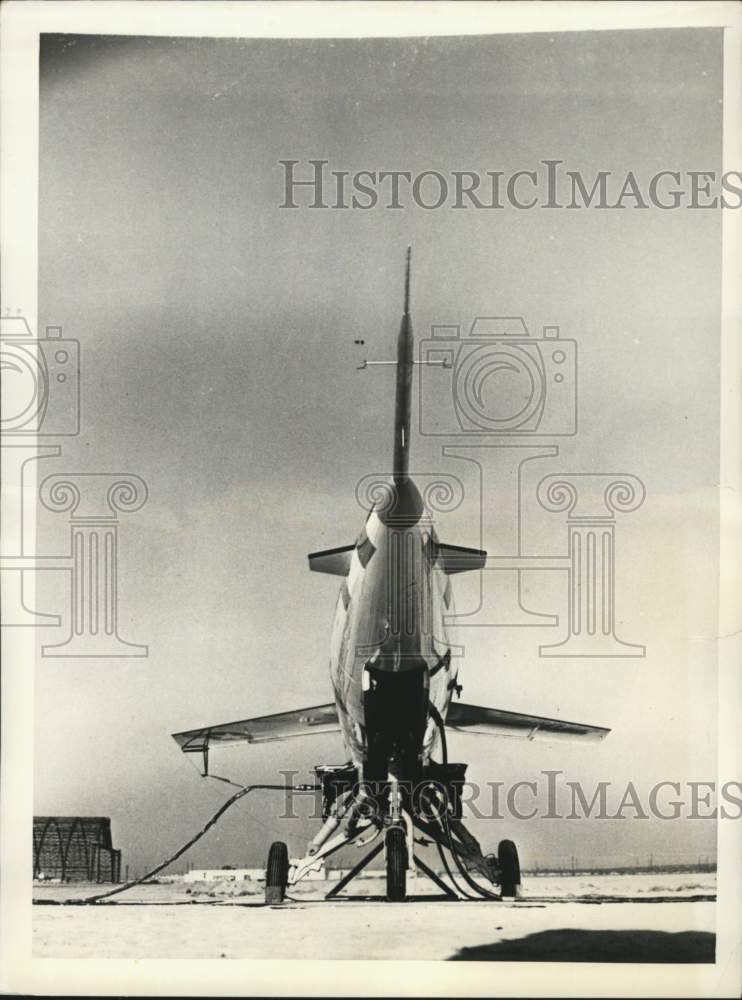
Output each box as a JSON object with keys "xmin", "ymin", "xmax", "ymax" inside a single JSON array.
[
  {"xmin": 183, "ymin": 868, "xmax": 265, "ymax": 883},
  {"xmin": 183, "ymin": 868, "xmax": 345, "ymax": 882},
  {"xmin": 33, "ymin": 816, "xmax": 122, "ymax": 882},
  {"xmin": 181, "ymin": 866, "xmax": 415, "ymax": 883},
  {"xmin": 183, "ymin": 867, "xmax": 328, "ymax": 883}
]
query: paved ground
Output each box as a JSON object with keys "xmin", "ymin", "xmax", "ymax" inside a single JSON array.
[{"xmin": 33, "ymin": 874, "xmax": 716, "ymax": 961}]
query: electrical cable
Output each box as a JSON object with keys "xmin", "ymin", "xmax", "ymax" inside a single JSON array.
[
  {"xmin": 441, "ymin": 809, "xmax": 500, "ymax": 900},
  {"xmin": 418, "ymin": 780, "xmax": 481, "ymax": 901},
  {"xmin": 433, "ymin": 820, "xmax": 480, "ymax": 900},
  {"xmin": 67, "ymin": 782, "xmax": 319, "ymax": 905},
  {"xmin": 427, "ymin": 703, "xmax": 503, "ymax": 901},
  {"xmin": 421, "ymin": 705, "xmax": 485, "ymax": 899},
  {"xmin": 208, "ymin": 773, "xmax": 310, "ymax": 850}
]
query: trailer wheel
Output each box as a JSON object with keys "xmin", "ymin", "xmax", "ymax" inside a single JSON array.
[
  {"xmin": 386, "ymin": 826, "xmax": 407, "ymax": 902},
  {"xmin": 498, "ymin": 839, "xmax": 521, "ymax": 898},
  {"xmin": 265, "ymin": 841, "xmax": 289, "ymax": 904}
]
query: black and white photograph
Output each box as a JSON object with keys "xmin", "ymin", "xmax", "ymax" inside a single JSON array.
[{"xmin": 1, "ymin": 1, "xmax": 740, "ymax": 996}]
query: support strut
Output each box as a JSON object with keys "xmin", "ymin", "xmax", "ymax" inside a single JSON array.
[
  {"xmin": 413, "ymin": 853, "xmax": 458, "ymax": 900},
  {"xmin": 325, "ymin": 840, "xmax": 384, "ymax": 899}
]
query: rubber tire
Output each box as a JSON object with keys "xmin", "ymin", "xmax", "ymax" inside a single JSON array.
[
  {"xmin": 498, "ymin": 839, "xmax": 521, "ymax": 898},
  {"xmin": 265, "ymin": 841, "xmax": 289, "ymax": 904},
  {"xmin": 386, "ymin": 826, "xmax": 407, "ymax": 902}
]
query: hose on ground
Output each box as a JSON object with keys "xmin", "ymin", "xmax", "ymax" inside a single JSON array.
[
  {"xmin": 434, "ymin": 825, "xmax": 481, "ymax": 900},
  {"xmin": 67, "ymin": 781, "xmax": 319, "ymax": 905},
  {"xmin": 427, "ymin": 702, "xmax": 503, "ymax": 901}
]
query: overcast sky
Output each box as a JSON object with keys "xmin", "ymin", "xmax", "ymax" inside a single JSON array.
[{"xmin": 34, "ymin": 28, "xmax": 721, "ymax": 875}]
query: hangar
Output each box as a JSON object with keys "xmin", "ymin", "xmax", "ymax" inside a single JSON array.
[{"xmin": 33, "ymin": 816, "xmax": 122, "ymax": 882}]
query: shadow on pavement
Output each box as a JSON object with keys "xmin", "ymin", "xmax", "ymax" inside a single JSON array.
[{"xmin": 449, "ymin": 929, "xmax": 715, "ymax": 963}]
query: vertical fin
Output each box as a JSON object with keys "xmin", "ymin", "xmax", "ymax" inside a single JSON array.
[
  {"xmin": 393, "ymin": 247, "xmax": 413, "ymax": 484},
  {"xmin": 404, "ymin": 244, "xmax": 411, "ymax": 315}
]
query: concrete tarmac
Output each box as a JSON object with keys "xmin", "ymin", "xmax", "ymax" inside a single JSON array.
[{"xmin": 33, "ymin": 874, "xmax": 716, "ymax": 961}]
